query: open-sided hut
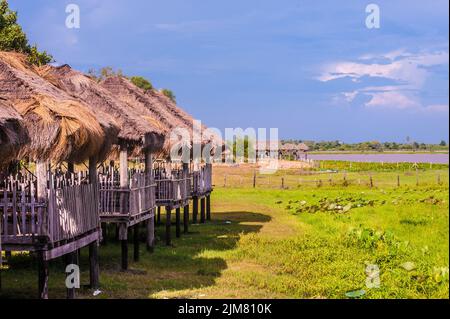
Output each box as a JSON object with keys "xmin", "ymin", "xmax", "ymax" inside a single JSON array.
[
  {"xmin": 39, "ymin": 64, "xmax": 168, "ymax": 269},
  {"xmin": 0, "ymin": 51, "xmax": 118, "ymax": 298},
  {"xmin": 100, "ymin": 76, "xmax": 217, "ymax": 244}
]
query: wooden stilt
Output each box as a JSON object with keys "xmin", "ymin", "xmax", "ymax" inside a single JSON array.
[
  {"xmin": 120, "ymin": 223, "xmax": 128, "ymax": 271},
  {"xmin": 200, "ymin": 197, "xmax": 206, "ymax": 223},
  {"xmin": 206, "ymin": 195, "xmax": 211, "ymax": 221},
  {"xmin": 89, "ymin": 241, "xmax": 100, "ymax": 289},
  {"xmin": 66, "ymin": 251, "xmax": 78, "ymax": 299},
  {"xmin": 121, "ymin": 239, "xmax": 128, "ymax": 271},
  {"xmin": 193, "ymin": 197, "xmax": 198, "ymax": 224},
  {"xmin": 147, "ymin": 216, "xmax": 155, "ymax": 253},
  {"xmin": 101, "ymin": 223, "xmax": 108, "ymax": 245},
  {"xmin": 183, "ymin": 205, "xmax": 189, "ymax": 234},
  {"xmin": 37, "ymin": 251, "xmax": 49, "ymax": 299},
  {"xmin": 176, "ymin": 207, "xmax": 181, "ymax": 238},
  {"xmin": 166, "ymin": 207, "xmax": 172, "ymax": 246},
  {"xmin": 133, "ymin": 224, "xmax": 140, "ymax": 262}
]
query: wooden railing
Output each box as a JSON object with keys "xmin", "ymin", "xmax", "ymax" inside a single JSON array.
[
  {"xmin": 155, "ymin": 177, "xmax": 190, "ymax": 204},
  {"xmin": 98, "ymin": 171, "xmax": 155, "ymax": 217},
  {"xmin": 1, "ymin": 182, "xmax": 99, "ymax": 245},
  {"xmin": 48, "ymin": 184, "xmax": 99, "ymax": 242},
  {"xmin": 191, "ymin": 164, "xmax": 213, "ymax": 196}
]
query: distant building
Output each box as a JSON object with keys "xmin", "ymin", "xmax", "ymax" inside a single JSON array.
[{"xmin": 255, "ymin": 141, "xmax": 309, "ymax": 161}]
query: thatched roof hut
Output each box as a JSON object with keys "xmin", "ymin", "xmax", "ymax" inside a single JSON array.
[
  {"xmin": 100, "ymin": 76, "xmax": 222, "ymax": 158},
  {"xmin": 39, "ymin": 64, "xmax": 166, "ymax": 155},
  {"xmin": 0, "ymin": 98, "xmax": 28, "ymax": 165},
  {"xmin": 0, "ymin": 51, "xmax": 118, "ymax": 164},
  {"xmin": 296, "ymin": 142, "xmax": 309, "ymax": 152}
]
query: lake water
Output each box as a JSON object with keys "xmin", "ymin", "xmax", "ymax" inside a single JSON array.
[{"xmin": 308, "ymin": 153, "xmax": 449, "ymax": 164}]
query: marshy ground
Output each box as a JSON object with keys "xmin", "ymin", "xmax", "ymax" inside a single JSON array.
[{"xmin": 1, "ymin": 164, "xmax": 448, "ymax": 299}]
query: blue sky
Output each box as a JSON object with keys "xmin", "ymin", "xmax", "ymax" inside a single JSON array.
[{"xmin": 8, "ymin": 0, "xmax": 449, "ymax": 143}]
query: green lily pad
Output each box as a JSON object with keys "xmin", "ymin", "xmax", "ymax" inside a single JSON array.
[{"xmin": 345, "ymin": 289, "xmax": 366, "ymax": 298}]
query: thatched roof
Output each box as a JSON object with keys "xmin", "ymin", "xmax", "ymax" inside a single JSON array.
[
  {"xmin": 280, "ymin": 142, "xmax": 309, "ymax": 152},
  {"xmin": 297, "ymin": 142, "xmax": 309, "ymax": 152},
  {"xmin": 0, "ymin": 51, "xmax": 115, "ymax": 164},
  {"xmin": 100, "ymin": 76, "xmax": 222, "ymax": 157},
  {"xmin": 38, "ymin": 64, "xmax": 166, "ymax": 155},
  {"xmin": 0, "ymin": 98, "xmax": 29, "ymax": 165}
]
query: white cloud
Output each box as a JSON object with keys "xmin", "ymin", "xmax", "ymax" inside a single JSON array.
[
  {"xmin": 423, "ymin": 104, "xmax": 449, "ymax": 113},
  {"xmin": 365, "ymin": 91, "xmax": 421, "ymax": 109},
  {"xmin": 319, "ymin": 50, "xmax": 449, "ymax": 112}
]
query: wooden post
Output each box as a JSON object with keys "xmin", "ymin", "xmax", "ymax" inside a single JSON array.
[
  {"xmin": 193, "ymin": 197, "xmax": 198, "ymax": 223},
  {"xmin": 369, "ymin": 174, "xmax": 373, "ymax": 188},
  {"xmin": 200, "ymin": 197, "xmax": 206, "ymax": 223},
  {"xmin": 37, "ymin": 251, "xmax": 49, "ymax": 299},
  {"xmin": 101, "ymin": 224, "xmax": 108, "ymax": 245},
  {"xmin": 119, "ymin": 224, "xmax": 128, "ymax": 271},
  {"xmin": 206, "ymin": 195, "xmax": 211, "ymax": 221},
  {"xmin": 121, "ymin": 239, "xmax": 128, "ymax": 271},
  {"xmin": 253, "ymin": 171, "xmax": 256, "ymax": 188},
  {"xmin": 89, "ymin": 156, "xmax": 98, "ymax": 185},
  {"xmin": 176, "ymin": 207, "xmax": 181, "ymax": 238},
  {"xmin": 89, "ymin": 241, "xmax": 100, "ymax": 289},
  {"xmin": 147, "ymin": 218, "xmax": 155, "ymax": 253},
  {"xmin": 145, "ymin": 151, "xmax": 155, "ymax": 252},
  {"xmin": 416, "ymin": 169, "xmax": 419, "ymax": 186},
  {"xmin": 133, "ymin": 224, "xmax": 140, "ymax": 262},
  {"xmin": 281, "ymin": 177, "xmax": 284, "ymax": 189},
  {"xmin": 183, "ymin": 205, "xmax": 189, "ymax": 234},
  {"xmin": 166, "ymin": 207, "xmax": 172, "ymax": 246},
  {"xmin": 397, "ymin": 174, "xmax": 400, "ymax": 187},
  {"xmin": 119, "ymin": 145, "xmax": 128, "ymax": 215},
  {"xmin": 65, "ymin": 251, "xmax": 76, "ymax": 299},
  {"xmin": 67, "ymin": 162, "xmax": 75, "ymax": 173}
]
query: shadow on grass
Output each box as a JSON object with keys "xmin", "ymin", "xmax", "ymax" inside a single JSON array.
[{"xmin": 0, "ymin": 211, "xmax": 271, "ymax": 299}]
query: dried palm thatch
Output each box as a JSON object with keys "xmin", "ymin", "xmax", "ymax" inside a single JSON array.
[
  {"xmin": 0, "ymin": 51, "xmax": 116, "ymax": 164},
  {"xmin": 100, "ymin": 76, "xmax": 223, "ymax": 159},
  {"xmin": 0, "ymin": 98, "xmax": 29, "ymax": 166},
  {"xmin": 296, "ymin": 142, "xmax": 309, "ymax": 152},
  {"xmin": 38, "ymin": 64, "xmax": 166, "ymax": 156}
]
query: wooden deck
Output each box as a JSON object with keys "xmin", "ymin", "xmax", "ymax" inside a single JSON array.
[{"xmin": 1, "ymin": 179, "xmax": 100, "ymax": 259}]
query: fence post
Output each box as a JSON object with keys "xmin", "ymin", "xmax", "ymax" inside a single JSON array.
[
  {"xmin": 253, "ymin": 171, "xmax": 256, "ymax": 188},
  {"xmin": 397, "ymin": 174, "xmax": 400, "ymax": 187},
  {"xmin": 416, "ymin": 169, "xmax": 419, "ymax": 186},
  {"xmin": 281, "ymin": 177, "xmax": 285, "ymax": 189},
  {"xmin": 369, "ymin": 174, "xmax": 373, "ymax": 188}
]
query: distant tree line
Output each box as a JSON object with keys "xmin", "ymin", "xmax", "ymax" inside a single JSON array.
[{"xmin": 281, "ymin": 139, "xmax": 449, "ymax": 152}]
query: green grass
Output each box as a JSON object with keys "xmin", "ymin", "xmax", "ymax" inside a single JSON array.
[{"xmin": 0, "ymin": 167, "xmax": 448, "ymax": 299}]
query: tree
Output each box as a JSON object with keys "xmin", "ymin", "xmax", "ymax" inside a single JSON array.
[
  {"xmin": 130, "ymin": 76, "xmax": 153, "ymax": 91},
  {"xmin": 0, "ymin": 0, "xmax": 52, "ymax": 65},
  {"xmin": 440, "ymin": 140, "xmax": 447, "ymax": 147},
  {"xmin": 161, "ymin": 89, "xmax": 176, "ymax": 103}
]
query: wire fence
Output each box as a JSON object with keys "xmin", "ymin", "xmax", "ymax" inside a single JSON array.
[{"xmin": 215, "ymin": 170, "xmax": 448, "ymax": 190}]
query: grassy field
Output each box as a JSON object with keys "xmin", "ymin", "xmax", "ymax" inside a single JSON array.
[{"xmin": 1, "ymin": 164, "xmax": 448, "ymax": 299}]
